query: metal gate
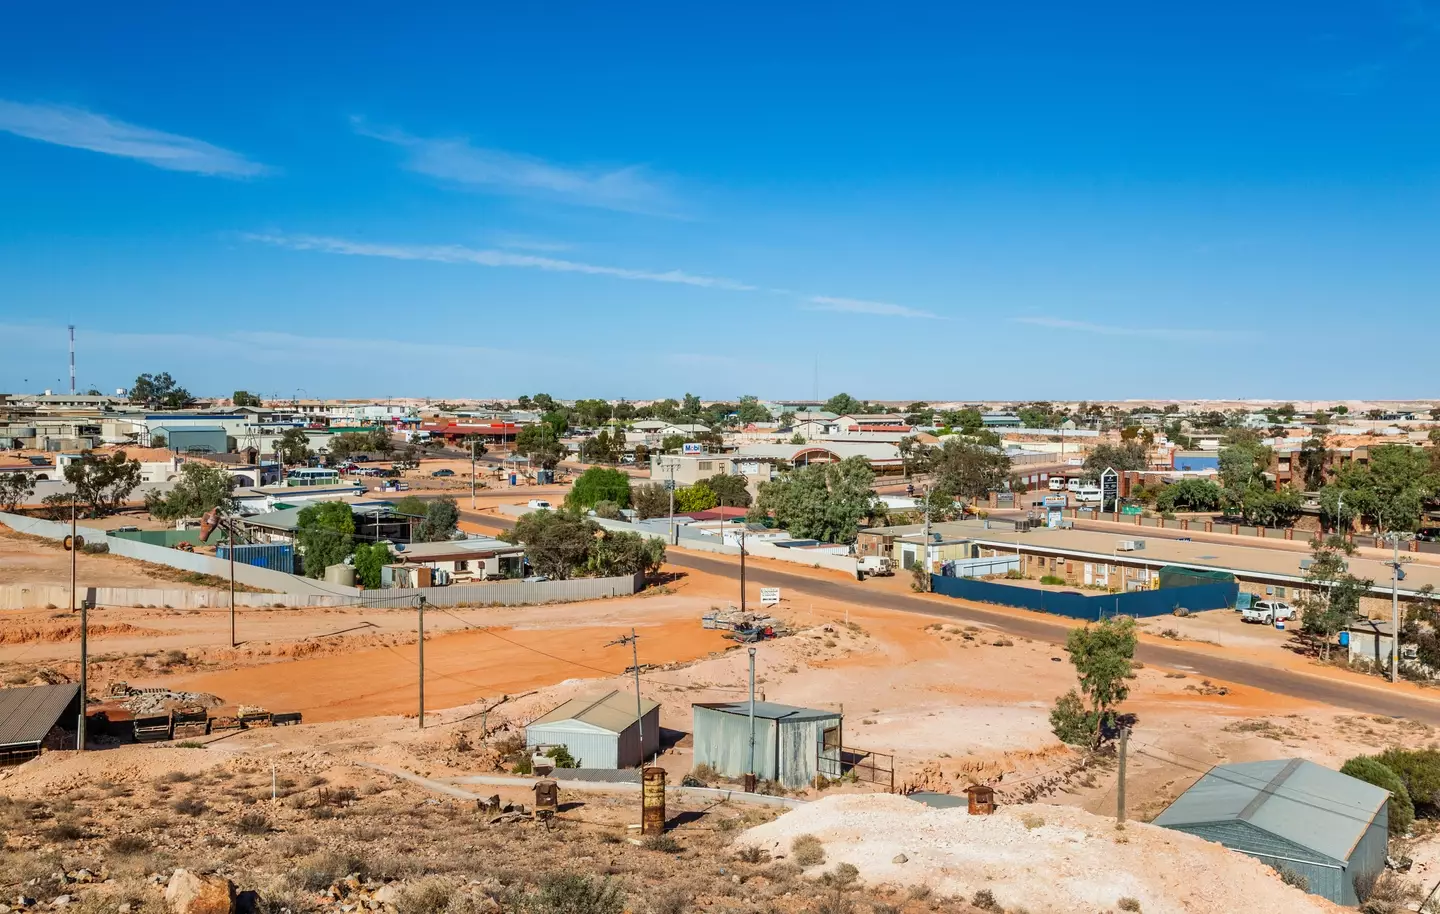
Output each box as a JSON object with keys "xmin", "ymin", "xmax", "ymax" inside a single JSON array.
[{"xmin": 816, "ymin": 730, "xmax": 895, "ymax": 792}]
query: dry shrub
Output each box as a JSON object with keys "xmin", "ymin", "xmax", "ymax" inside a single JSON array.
[
  {"xmin": 396, "ymin": 876, "xmax": 453, "ymax": 914},
  {"xmin": 44, "ymin": 819, "xmax": 86, "ymax": 842},
  {"xmin": 791, "ymin": 834, "xmax": 825, "ymax": 867},
  {"xmin": 109, "ymin": 834, "xmax": 151, "ymax": 855},
  {"xmin": 172, "ymin": 796, "xmax": 207, "ymax": 817},
  {"xmin": 643, "ymin": 834, "xmax": 681, "ymax": 854},
  {"xmin": 735, "ymin": 845, "xmax": 769, "ymax": 864},
  {"xmin": 649, "ymin": 888, "xmax": 689, "ymax": 914},
  {"xmin": 971, "ymin": 889, "xmax": 1001, "ymax": 912},
  {"xmin": 236, "ymin": 811, "xmax": 269, "ymax": 834},
  {"xmin": 1117, "ymin": 898, "xmax": 1142, "ymax": 912}
]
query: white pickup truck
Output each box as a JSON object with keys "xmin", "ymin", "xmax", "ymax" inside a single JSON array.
[{"xmin": 1241, "ymin": 600, "xmax": 1296, "ymax": 624}]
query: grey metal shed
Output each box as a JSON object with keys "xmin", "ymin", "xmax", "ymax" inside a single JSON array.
[
  {"xmin": 0, "ymin": 684, "xmax": 81, "ymax": 766},
  {"xmin": 525, "ymin": 691, "xmax": 659, "ymax": 769},
  {"xmin": 1152, "ymin": 758, "xmax": 1389, "ymax": 905},
  {"xmin": 692, "ymin": 701, "xmax": 841, "ymax": 789}
]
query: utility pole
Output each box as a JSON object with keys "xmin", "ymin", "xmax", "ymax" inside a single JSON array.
[
  {"xmin": 470, "ymin": 438, "xmax": 477, "ymax": 511},
  {"xmin": 747, "ymin": 647, "xmax": 757, "ymax": 784},
  {"xmin": 1116, "ymin": 726, "xmax": 1130, "ymax": 825},
  {"xmin": 739, "ymin": 524, "xmax": 747, "ymax": 613},
  {"xmin": 228, "ymin": 519, "xmax": 237, "ymax": 648},
  {"xmin": 417, "ymin": 596, "xmax": 427, "ymax": 729},
  {"xmin": 666, "ymin": 460, "xmax": 677, "ymax": 546},
  {"xmin": 921, "ymin": 487, "xmax": 931, "ymax": 593},
  {"xmin": 608, "ymin": 630, "xmax": 646, "ymax": 764},
  {"xmin": 70, "ymin": 501, "xmax": 86, "ymax": 750}
]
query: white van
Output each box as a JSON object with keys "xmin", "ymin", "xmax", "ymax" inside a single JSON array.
[
  {"xmin": 1066, "ymin": 478, "xmax": 1083, "ymax": 492},
  {"xmin": 1073, "ymin": 485, "xmax": 1102, "ymax": 504},
  {"xmin": 1048, "ymin": 477, "xmax": 1065, "ymax": 492}
]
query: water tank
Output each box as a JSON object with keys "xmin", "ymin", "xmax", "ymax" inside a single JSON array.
[{"xmin": 325, "ymin": 564, "xmax": 356, "ymax": 587}]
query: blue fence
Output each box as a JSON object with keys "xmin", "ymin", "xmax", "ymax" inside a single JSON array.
[
  {"xmin": 217, "ymin": 543, "xmax": 296, "ymax": 575},
  {"xmin": 928, "ymin": 575, "xmax": 1237, "ymax": 619}
]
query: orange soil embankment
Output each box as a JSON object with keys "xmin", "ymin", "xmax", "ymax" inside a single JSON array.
[{"xmin": 156, "ymin": 615, "xmax": 732, "ymax": 723}]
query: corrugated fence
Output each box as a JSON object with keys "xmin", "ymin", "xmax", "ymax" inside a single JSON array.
[{"xmin": 928, "ymin": 575, "xmax": 1238, "ymax": 619}]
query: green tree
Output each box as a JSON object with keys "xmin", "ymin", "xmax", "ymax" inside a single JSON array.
[
  {"xmin": 415, "ymin": 496, "xmax": 460, "ymax": 542},
  {"xmin": 748, "ymin": 456, "xmax": 878, "ymax": 544},
  {"xmin": 675, "ymin": 481, "xmax": 718, "ymax": 513},
  {"xmin": 531, "ymin": 393, "xmax": 558, "ymax": 414},
  {"xmin": 824, "ymin": 393, "xmax": 864, "ymax": 416},
  {"xmin": 703, "ymin": 473, "xmax": 752, "ymax": 508},
  {"xmin": 788, "ymin": 432, "xmax": 806, "ymax": 445},
  {"xmin": 1297, "ymin": 536, "xmax": 1372, "ymax": 661},
  {"xmin": 1297, "ymin": 435, "xmax": 1330, "ymax": 491},
  {"xmin": 1051, "ymin": 616, "xmax": 1137, "ymax": 749},
  {"xmin": 1340, "ymin": 756, "xmax": 1414, "ymax": 836},
  {"xmin": 631, "ymin": 483, "xmax": 670, "ymax": 520},
  {"xmin": 232, "ymin": 390, "xmax": 264, "ymax": 407},
  {"xmin": 568, "ymin": 467, "xmax": 632, "ymax": 511},
  {"xmin": 352, "ymin": 542, "xmax": 393, "ymax": 589},
  {"xmin": 735, "ymin": 395, "xmax": 771, "ymax": 425},
  {"xmin": 64, "ymin": 451, "xmax": 142, "ymax": 517},
  {"xmin": 681, "ymin": 393, "xmax": 702, "ymax": 417},
  {"xmin": 129, "ymin": 372, "xmax": 191, "ymax": 409},
  {"xmin": 541, "ymin": 410, "xmax": 572, "ymax": 437},
  {"xmin": 931, "ymin": 437, "xmax": 1011, "ymax": 500},
  {"xmin": 586, "ymin": 530, "xmax": 666, "ymax": 577},
  {"xmin": 1155, "ymin": 478, "xmax": 1222, "ymax": 512},
  {"xmin": 329, "ymin": 429, "xmax": 395, "ymax": 461},
  {"xmin": 145, "ymin": 462, "xmax": 237, "ymax": 521},
  {"xmin": 502, "ymin": 510, "xmax": 599, "ymax": 580},
  {"xmin": 0, "ymin": 471, "xmax": 37, "ymax": 512},
  {"xmin": 296, "ymin": 501, "xmax": 355, "ymax": 578},
  {"xmin": 275, "ymin": 428, "xmax": 313, "ymax": 466},
  {"xmin": 1375, "ymin": 748, "xmax": 1440, "ymax": 812},
  {"xmin": 1325, "ymin": 445, "xmax": 1437, "ymax": 534},
  {"xmin": 1083, "ymin": 441, "xmax": 1148, "ymax": 478},
  {"xmin": 515, "ymin": 424, "xmax": 566, "ymax": 470},
  {"xmin": 579, "ymin": 429, "xmax": 623, "ymax": 464}
]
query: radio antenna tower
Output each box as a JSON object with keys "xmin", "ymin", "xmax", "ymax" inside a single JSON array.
[{"xmin": 68, "ymin": 325, "xmax": 76, "ymax": 394}]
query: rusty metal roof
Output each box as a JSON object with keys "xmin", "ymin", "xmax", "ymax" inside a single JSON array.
[{"xmin": 0, "ymin": 684, "xmax": 80, "ymax": 749}]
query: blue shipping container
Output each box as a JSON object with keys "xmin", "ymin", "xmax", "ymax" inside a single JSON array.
[{"xmin": 217, "ymin": 543, "xmax": 295, "ymax": 575}]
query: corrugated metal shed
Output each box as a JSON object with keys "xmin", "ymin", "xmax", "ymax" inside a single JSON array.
[
  {"xmin": 525, "ymin": 691, "xmax": 660, "ymax": 770},
  {"xmin": 0, "ymin": 684, "xmax": 81, "ymax": 763},
  {"xmin": 692, "ymin": 701, "xmax": 842, "ymax": 789},
  {"xmin": 1152, "ymin": 758, "xmax": 1389, "ymax": 905}
]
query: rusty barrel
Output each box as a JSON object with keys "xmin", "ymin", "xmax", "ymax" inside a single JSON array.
[{"xmin": 641, "ymin": 766, "xmax": 666, "ymax": 835}]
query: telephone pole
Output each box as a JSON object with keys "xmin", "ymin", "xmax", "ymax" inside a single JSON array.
[
  {"xmin": 1116, "ymin": 726, "xmax": 1130, "ymax": 826},
  {"xmin": 470, "ymin": 438, "xmax": 477, "ymax": 511},
  {"xmin": 747, "ymin": 647, "xmax": 757, "ymax": 783},
  {"xmin": 70, "ymin": 502, "xmax": 86, "ymax": 750},
  {"xmin": 607, "ymin": 629, "xmax": 646, "ymax": 764},
  {"xmin": 417, "ymin": 596, "xmax": 427, "ymax": 729},
  {"xmin": 228, "ymin": 518, "xmax": 237, "ymax": 648}
]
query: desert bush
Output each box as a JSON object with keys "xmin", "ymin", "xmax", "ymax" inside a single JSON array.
[
  {"xmin": 44, "ymin": 820, "xmax": 86, "ymax": 841},
  {"xmin": 971, "ymin": 889, "xmax": 1001, "ymax": 912},
  {"xmin": 160, "ymin": 770, "xmax": 193, "ymax": 783},
  {"xmin": 236, "ymin": 811, "xmax": 268, "ymax": 834},
  {"xmin": 526, "ymin": 874, "xmax": 625, "ymax": 914},
  {"xmin": 1021, "ymin": 813, "xmax": 1045, "ymax": 830},
  {"xmin": 649, "ymin": 888, "xmax": 688, "ymax": 914},
  {"xmin": 643, "ymin": 834, "xmax": 681, "ymax": 853},
  {"xmin": 109, "ymin": 834, "xmax": 151, "ymax": 855},
  {"xmin": 1277, "ymin": 868, "xmax": 1309, "ymax": 892},
  {"xmin": 821, "ymin": 863, "xmax": 859, "ymax": 890},
  {"xmin": 1341, "ymin": 756, "xmax": 1415, "ymax": 835},
  {"xmin": 817, "ymin": 892, "xmax": 854, "ymax": 914},
  {"xmin": 1375, "ymin": 747, "xmax": 1440, "ymax": 811},
  {"xmin": 1040, "ymin": 575, "xmax": 1066, "ymax": 585},
  {"xmin": 1117, "ymin": 898, "xmax": 1142, "ymax": 913},
  {"xmin": 396, "ymin": 877, "xmax": 453, "ymax": 914},
  {"xmin": 295, "ymin": 851, "xmax": 367, "ymax": 891},
  {"xmin": 689, "ymin": 764, "xmax": 719, "ymax": 784},
  {"xmin": 791, "ymin": 834, "xmax": 825, "ymax": 867},
  {"xmin": 906, "ymin": 885, "xmax": 932, "ymax": 901},
  {"xmin": 735, "ymin": 845, "xmax": 769, "ymax": 864},
  {"xmin": 172, "ymin": 796, "xmax": 207, "ymax": 817}
]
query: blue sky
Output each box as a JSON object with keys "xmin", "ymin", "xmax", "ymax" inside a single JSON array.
[{"xmin": 2, "ymin": 2, "xmax": 1438, "ymax": 401}]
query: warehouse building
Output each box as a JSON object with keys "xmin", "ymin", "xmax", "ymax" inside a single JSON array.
[
  {"xmin": 692, "ymin": 701, "xmax": 842, "ymax": 789},
  {"xmin": 0, "ymin": 683, "xmax": 81, "ymax": 766},
  {"xmin": 1152, "ymin": 758, "xmax": 1389, "ymax": 905},
  {"xmin": 525, "ymin": 691, "xmax": 659, "ymax": 769}
]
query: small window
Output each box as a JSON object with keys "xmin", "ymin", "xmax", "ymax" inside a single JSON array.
[
  {"xmin": 456, "ymin": 560, "xmax": 469, "ymax": 572},
  {"xmin": 698, "ymin": 461, "xmax": 713, "ymax": 471},
  {"xmin": 1265, "ymin": 586, "xmax": 1274, "ymax": 595},
  {"xmin": 822, "ymin": 727, "xmax": 841, "ymax": 751},
  {"xmin": 1274, "ymin": 586, "xmax": 1286, "ymax": 598}
]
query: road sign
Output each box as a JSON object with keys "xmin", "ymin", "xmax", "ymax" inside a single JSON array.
[
  {"xmin": 760, "ymin": 587, "xmax": 780, "ymax": 606},
  {"xmin": 1042, "ymin": 495, "xmax": 1067, "ymax": 508},
  {"xmin": 1100, "ymin": 467, "xmax": 1119, "ymax": 513},
  {"xmin": 682, "ymin": 442, "xmax": 703, "ymax": 455}
]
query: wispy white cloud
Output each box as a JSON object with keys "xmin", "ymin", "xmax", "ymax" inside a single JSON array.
[
  {"xmin": 804, "ymin": 295, "xmax": 943, "ymax": 320},
  {"xmin": 1012, "ymin": 316, "xmax": 1241, "ymax": 340},
  {"xmin": 0, "ymin": 100, "xmax": 267, "ymax": 177},
  {"xmin": 245, "ymin": 232, "xmax": 757, "ymax": 291},
  {"xmin": 353, "ymin": 117, "xmax": 673, "ymax": 215},
  {"xmin": 0, "ymin": 323, "xmax": 511, "ymax": 364}
]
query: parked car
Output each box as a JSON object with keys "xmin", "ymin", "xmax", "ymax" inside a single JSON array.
[
  {"xmin": 1241, "ymin": 600, "xmax": 1296, "ymax": 624},
  {"xmin": 523, "ymin": 575, "xmax": 549, "ymax": 583},
  {"xmin": 431, "ymin": 468, "xmax": 455, "ymax": 477},
  {"xmin": 528, "ymin": 499, "xmax": 552, "ymax": 509},
  {"xmin": 354, "ymin": 455, "xmax": 370, "ymax": 462}
]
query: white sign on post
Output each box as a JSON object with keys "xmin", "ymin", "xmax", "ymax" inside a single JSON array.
[{"xmin": 760, "ymin": 587, "xmax": 781, "ymax": 606}]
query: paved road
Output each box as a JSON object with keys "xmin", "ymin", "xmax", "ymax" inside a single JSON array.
[{"xmin": 457, "ymin": 510, "xmax": 1440, "ymax": 724}]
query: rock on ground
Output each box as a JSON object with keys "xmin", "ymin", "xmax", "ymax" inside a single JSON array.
[
  {"xmin": 165, "ymin": 870, "xmax": 235, "ymax": 914},
  {"xmin": 738, "ymin": 794, "xmax": 1345, "ymax": 914}
]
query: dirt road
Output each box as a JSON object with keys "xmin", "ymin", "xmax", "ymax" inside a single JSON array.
[{"xmin": 458, "ymin": 509, "xmax": 1440, "ymax": 724}]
